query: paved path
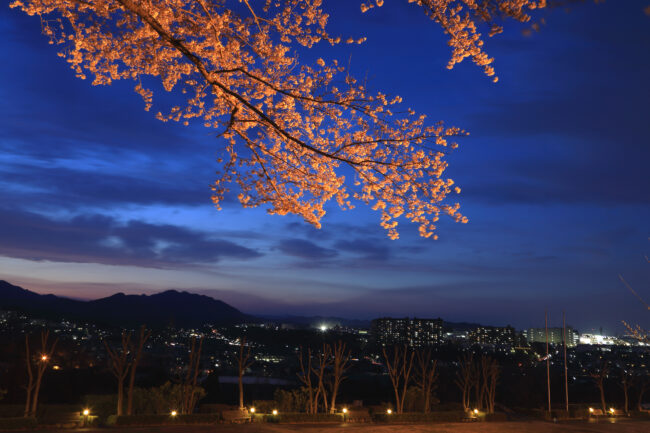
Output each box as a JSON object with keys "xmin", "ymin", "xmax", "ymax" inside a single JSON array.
[{"xmin": 24, "ymin": 419, "xmax": 650, "ymax": 433}]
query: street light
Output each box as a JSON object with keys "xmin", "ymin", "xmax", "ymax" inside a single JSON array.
[
  {"xmin": 249, "ymin": 407, "xmax": 255, "ymax": 414},
  {"xmin": 272, "ymin": 409, "xmax": 278, "ymax": 416},
  {"xmin": 342, "ymin": 408, "xmax": 348, "ymax": 414},
  {"xmin": 589, "ymin": 407, "xmax": 594, "ymax": 414},
  {"xmin": 473, "ymin": 409, "xmax": 479, "ymax": 415},
  {"xmin": 386, "ymin": 409, "xmax": 392, "ymax": 415},
  {"xmin": 170, "ymin": 410, "xmax": 178, "ymax": 417},
  {"xmin": 83, "ymin": 409, "xmax": 90, "ymax": 416},
  {"xmin": 41, "ymin": 355, "xmax": 48, "ymax": 361},
  {"xmin": 609, "ymin": 408, "xmax": 615, "ymax": 414}
]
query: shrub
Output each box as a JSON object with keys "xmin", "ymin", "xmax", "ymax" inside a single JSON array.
[
  {"xmin": 372, "ymin": 411, "xmax": 465, "ymax": 423},
  {"xmin": 83, "ymin": 394, "xmax": 116, "ymax": 424},
  {"xmin": 273, "ymin": 388, "xmax": 310, "ymax": 413},
  {"xmin": 485, "ymin": 412, "xmax": 508, "ymax": 422},
  {"xmin": 0, "ymin": 406, "xmax": 23, "ymax": 418},
  {"xmin": 107, "ymin": 413, "xmax": 221, "ymax": 426},
  {"xmin": 276, "ymin": 413, "xmax": 344, "ymax": 423},
  {"xmin": 0, "ymin": 417, "xmax": 37, "ymax": 430},
  {"xmin": 251, "ymin": 400, "xmax": 275, "ymax": 414}
]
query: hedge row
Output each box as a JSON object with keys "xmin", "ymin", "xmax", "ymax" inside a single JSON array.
[
  {"xmin": 107, "ymin": 413, "xmax": 222, "ymax": 426},
  {"xmin": 372, "ymin": 411, "xmax": 466, "ymax": 423},
  {"xmin": 251, "ymin": 413, "xmax": 344, "ymax": 423},
  {"xmin": 485, "ymin": 413, "xmax": 508, "ymax": 422},
  {"xmin": 0, "ymin": 417, "xmax": 37, "ymax": 430}
]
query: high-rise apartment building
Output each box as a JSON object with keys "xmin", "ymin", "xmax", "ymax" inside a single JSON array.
[
  {"xmin": 524, "ymin": 327, "xmax": 579, "ymax": 347},
  {"xmin": 370, "ymin": 317, "xmax": 443, "ymax": 347}
]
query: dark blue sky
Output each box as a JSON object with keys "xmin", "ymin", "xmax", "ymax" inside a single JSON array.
[{"xmin": 1, "ymin": 1, "xmax": 648, "ymax": 333}]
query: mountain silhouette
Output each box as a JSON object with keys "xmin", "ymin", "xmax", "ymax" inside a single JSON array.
[{"xmin": 0, "ymin": 280, "xmax": 250, "ymax": 328}]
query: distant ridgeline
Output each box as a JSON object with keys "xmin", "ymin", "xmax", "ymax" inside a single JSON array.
[{"xmin": 0, "ymin": 280, "xmax": 250, "ymax": 329}]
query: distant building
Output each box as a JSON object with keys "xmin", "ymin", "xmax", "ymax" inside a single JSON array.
[
  {"xmin": 524, "ymin": 327, "xmax": 579, "ymax": 347},
  {"xmin": 578, "ymin": 333, "xmax": 622, "ymax": 346},
  {"xmin": 371, "ymin": 317, "xmax": 443, "ymax": 347},
  {"xmin": 467, "ymin": 325, "xmax": 516, "ymax": 347}
]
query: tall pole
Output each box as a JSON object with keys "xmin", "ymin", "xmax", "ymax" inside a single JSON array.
[
  {"xmin": 563, "ymin": 311, "xmax": 569, "ymax": 413},
  {"xmin": 546, "ymin": 311, "xmax": 551, "ymax": 414}
]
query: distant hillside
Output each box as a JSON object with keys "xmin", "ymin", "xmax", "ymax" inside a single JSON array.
[{"xmin": 0, "ymin": 280, "xmax": 250, "ymax": 328}]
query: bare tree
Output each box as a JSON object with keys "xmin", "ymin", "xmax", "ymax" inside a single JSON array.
[
  {"xmin": 30, "ymin": 331, "xmax": 58, "ymax": 417},
  {"xmin": 328, "ymin": 341, "xmax": 351, "ymax": 414},
  {"xmin": 455, "ymin": 353, "xmax": 474, "ymax": 412},
  {"xmin": 635, "ymin": 376, "xmax": 649, "ymax": 411},
  {"xmin": 590, "ymin": 361, "xmax": 610, "ymax": 414},
  {"xmin": 297, "ymin": 347, "xmax": 316, "ymax": 414},
  {"xmin": 474, "ymin": 358, "xmax": 484, "ymax": 411},
  {"xmin": 235, "ymin": 336, "xmax": 254, "ymax": 410},
  {"xmin": 104, "ymin": 332, "xmax": 132, "ymax": 416},
  {"xmin": 126, "ymin": 326, "xmax": 150, "ymax": 416},
  {"xmin": 23, "ymin": 335, "xmax": 34, "ymax": 418},
  {"xmin": 382, "ymin": 345, "xmax": 415, "ymax": 414},
  {"xmin": 415, "ymin": 349, "xmax": 438, "ymax": 413},
  {"xmin": 181, "ymin": 336, "xmax": 204, "ymax": 414},
  {"xmin": 481, "ymin": 356, "xmax": 499, "ymax": 414},
  {"xmin": 620, "ymin": 369, "xmax": 631, "ymax": 415},
  {"xmin": 312, "ymin": 344, "xmax": 332, "ymax": 414},
  {"xmin": 24, "ymin": 331, "xmax": 58, "ymax": 417}
]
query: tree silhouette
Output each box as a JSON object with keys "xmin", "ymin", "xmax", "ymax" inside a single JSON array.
[
  {"xmin": 328, "ymin": 341, "xmax": 351, "ymax": 414},
  {"xmin": 455, "ymin": 353, "xmax": 473, "ymax": 412},
  {"xmin": 126, "ymin": 326, "xmax": 151, "ymax": 416},
  {"xmin": 590, "ymin": 360, "xmax": 610, "ymax": 414},
  {"xmin": 104, "ymin": 332, "xmax": 133, "ymax": 416},
  {"xmin": 382, "ymin": 345, "xmax": 415, "ymax": 414},
  {"xmin": 415, "ymin": 348, "xmax": 438, "ymax": 413},
  {"xmin": 24, "ymin": 331, "xmax": 58, "ymax": 418},
  {"xmin": 235, "ymin": 336, "xmax": 254, "ymax": 410}
]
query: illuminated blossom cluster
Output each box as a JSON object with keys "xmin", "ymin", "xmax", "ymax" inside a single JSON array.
[
  {"xmin": 12, "ymin": 0, "xmax": 470, "ymax": 239},
  {"xmin": 364, "ymin": 0, "xmax": 548, "ymax": 82}
]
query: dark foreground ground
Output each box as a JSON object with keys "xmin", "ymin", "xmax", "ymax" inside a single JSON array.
[{"xmin": 23, "ymin": 420, "xmax": 650, "ymax": 433}]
